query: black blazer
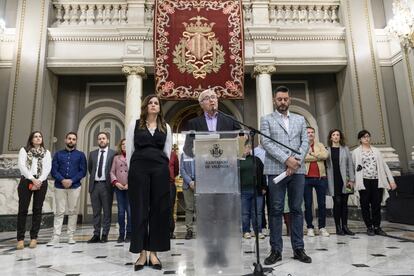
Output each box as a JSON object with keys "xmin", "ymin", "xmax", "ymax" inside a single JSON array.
[
  {"xmin": 183, "ymin": 113, "xmax": 241, "ymax": 157},
  {"xmin": 88, "ymin": 148, "xmax": 116, "ymax": 193}
]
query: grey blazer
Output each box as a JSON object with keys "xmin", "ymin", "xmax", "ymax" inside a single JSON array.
[
  {"xmin": 260, "ymin": 112, "xmax": 309, "ymax": 175},
  {"xmin": 326, "ymin": 146, "xmax": 355, "ymax": 196},
  {"xmin": 88, "ymin": 148, "xmax": 116, "ymax": 193}
]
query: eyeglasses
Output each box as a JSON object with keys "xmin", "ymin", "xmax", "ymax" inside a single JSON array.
[
  {"xmin": 361, "ymin": 135, "xmax": 371, "ymax": 139},
  {"xmin": 202, "ymin": 95, "xmax": 217, "ymax": 102}
]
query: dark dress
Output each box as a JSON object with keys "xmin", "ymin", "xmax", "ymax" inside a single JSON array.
[
  {"xmin": 128, "ymin": 120, "xmax": 171, "ymax": 253},
  {"xmin": 331, "ymin": 147, "xmax": 344, "ymax": 196}
]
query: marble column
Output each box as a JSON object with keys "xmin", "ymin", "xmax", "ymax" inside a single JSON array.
[
  {"xmin": 253, "ymin": 65, "xmax": 276, "ymax": 127},
  {"xmin": 122, "ymin": 65, "xmax": 146, "ymax": 128}
]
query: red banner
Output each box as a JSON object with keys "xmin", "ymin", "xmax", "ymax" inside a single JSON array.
[{"xmin": 154, "ymin": 0, "xmax": 244, "ymax": 100}]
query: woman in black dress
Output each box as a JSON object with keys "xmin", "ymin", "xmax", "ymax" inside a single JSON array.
[
  {"xmin": 126, "ymin": 94, "xmax": 172, "ymax": 271},
  {"xmin": 326, "ymin": 129, "xmax": 355, "ymax": 235}
]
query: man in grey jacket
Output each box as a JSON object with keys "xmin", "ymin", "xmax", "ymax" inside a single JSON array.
[
  {"xmin": 260, "ymin": 86, "xmax": 311, "ymax": 265},
  {"xmin": 87, "ymin": 132, "xmax": 116, "ymax": 243}
]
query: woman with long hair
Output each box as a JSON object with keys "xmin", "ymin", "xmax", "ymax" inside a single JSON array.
[
  {"xmin": 110, "ymin": 138, "xmax": 131, "ymax": 243},
  {"xmin": 16, "ymin": 131, "xmax": 52, "ymax": 249},
  {"xmin": 126, "ymin": 94, "xmax": 172, "ymax": 271},
  {"xmin": 352, "ymin": 130, "xmax": 397, "ymax": 236},
  {"xmin": 326, "ymin": 129, "xmax": 355, "ymax": 236}
]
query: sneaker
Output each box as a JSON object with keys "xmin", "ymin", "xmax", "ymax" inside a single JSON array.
[
  {"xmin": 262, "ymin": 228, "xmax": 270, "ymax": 236},
  {"xmin": 29, "ymin": 239, "xmax": 37, "ymax": 249},
  {"xmin": 68, "ymin": 236, "xmax": 76, "ymax": 244},
  {"xmin": 374, "ymin": 227, "xmax": 387, "ymax": 236},
  {"xmin": 258, "ymin": 233, "xmax": 265, "ymax": 239},
  {"xmin": 243, "ymin": 232, "xmax": 251, "ymax": 239},
  {"xmin": 16, "ymin": 240, "xmax": 24, "ymax": 250},
  {"xmin": 319, "ymin": 228, "xmax": 330, "ymax": 237},
  {"xmin": 185, "ymin": 230, "xmax": 193, "ymax": 240},
  {"xmin": 307, "ymin": 228, "xmax": 315, "ymax": 237},
  {"xmin": 47, "ymin": 236, "xmax": 60, "ymax": 247},
  {"xmin": 367, "ymin": 227, "xmax": 375, "ymax": 236}
]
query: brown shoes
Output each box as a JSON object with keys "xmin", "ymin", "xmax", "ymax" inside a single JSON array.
[
  {"xmin": 29, "ymin": 239, "xmax": 37, "ymax": 248},
  {"xmin": 16, "ymin": 240, "xmax": 24, "ymax": 250}
]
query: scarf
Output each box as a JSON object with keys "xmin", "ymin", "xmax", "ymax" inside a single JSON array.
[{"xmin": 26, "ymin": 147, "xmax": 46, "ymax": 177}]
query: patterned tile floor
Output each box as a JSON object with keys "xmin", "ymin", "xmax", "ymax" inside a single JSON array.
[{"xmin": 0, "ymin": 219, "xmax": 413, "ymax": 276}]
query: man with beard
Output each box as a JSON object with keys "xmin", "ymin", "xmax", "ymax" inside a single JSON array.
[
  {"xmin": 87, "ymin": 132, "xmax": 116, "ymax": 243},
  {"xmin": 48, "ymin": 132, "xmax": 87, "ymax": 246},
  {"xmin": 260, "ymin": 86, "xmax": 311, "ymax": 265}
]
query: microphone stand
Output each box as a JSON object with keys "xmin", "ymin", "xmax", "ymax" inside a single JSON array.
[{"xmin": 217, "ymin": 110, "xmax": 300, "ymax": 276}]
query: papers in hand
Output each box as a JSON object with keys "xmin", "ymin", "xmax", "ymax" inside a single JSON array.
[{"xmin": 273, "ymin": 171, "xmax": 287, "ymax": 185}]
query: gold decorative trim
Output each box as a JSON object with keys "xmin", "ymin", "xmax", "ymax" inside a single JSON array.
[
  {"xmin": 31, "ymin": 0, "xmax": 47, "ymax": 131},
  {"xmin": 8, "ymin": 0, "xmax": 27, "ymax": 151},
  {"xmin": 121, "ymin": 65, "xmax": 146, "ymax": 76},
  {"xmin": 364, "ymin": 0, "xmax": 386, "ymax": 145},
  {"xmin": 404, "ymin": 48, "xmax": 414, "ymax": 105},
  {"xmin": 345, "ymin": 0, "xmax": 364, "ymax": 129}
]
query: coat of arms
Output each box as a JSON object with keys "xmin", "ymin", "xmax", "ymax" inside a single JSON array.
[
  {"xmin": 210, "ymin": 143, "xmax": 223, "ymax": 158},
  {"xmin": 172, "ymin": 16, "xmax": 225, "ymax": 79}
]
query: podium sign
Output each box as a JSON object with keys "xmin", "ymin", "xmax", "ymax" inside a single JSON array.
[{"xmin": 193, "ymin": 134, "xmax": 243, "ymax": 275}]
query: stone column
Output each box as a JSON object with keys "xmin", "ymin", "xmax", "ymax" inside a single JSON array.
[
  {"xmin": 253, "ymin": 65, "xmax": 276, "ymax": 127},
  {"xmin": 2, "ymin": 0, "xmax": 52, "ymax": 153},
  {"xmin": 122, "ymin": 65, "xmax": 146, "ymax": 128},
  {"xmin": 251, "ymin": 0, "xmax": 270, "ymax": 25}
]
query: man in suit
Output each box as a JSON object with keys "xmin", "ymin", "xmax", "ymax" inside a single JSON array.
[
  {"xmin": 183, "ymin": 89, "xmax": 240, "ymax": 157},
  {"xmin": 183, "ymin": 88, "xmax": 241, "ymax": 266},
  {"xmin": 87, "ymin": 132, "xmax": 116, "ymax": 243},
  {"xmin": 260, "ymin": 86, "xmax": 311, "ymax": 264}
]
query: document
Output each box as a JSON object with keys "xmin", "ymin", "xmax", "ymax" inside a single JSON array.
[{"xmin": 273, "ymin": 171, "xmax": 287, "ymax": 185}]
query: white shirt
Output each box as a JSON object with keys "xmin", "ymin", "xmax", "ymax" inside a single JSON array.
[
  {"xmin": 126, "ymin": 120, "xmax": 172, "ymax": 168},
  {"xmin": 276, "ymin": 110, "xmax": 290, "ymax": 133},
  {"xmin": 94, "ymin": 146, "xmax": 108, "ymax": 181},
  {"xmin": 18, "ymin": 147, "xmax": 52, "ymax": 182}
]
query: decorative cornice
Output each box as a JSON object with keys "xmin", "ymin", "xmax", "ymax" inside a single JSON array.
[
  {"xmin": 253, "ymin": 65, "xmax": 276, "ymax": 76},
  {"xmin": 122, "ymin": 65, "xmax": 145, "ymax": 76}
]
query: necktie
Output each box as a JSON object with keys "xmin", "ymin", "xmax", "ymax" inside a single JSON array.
[{"xmin": 97, "ymin": 150, "xmax": 105, "ymax": 178}]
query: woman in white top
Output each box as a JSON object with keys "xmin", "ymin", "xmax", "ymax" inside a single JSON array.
[
  {"xmin": 16, "ymin": 131, "xmax": 52, "ymax": 250},
  {"xmin": 352, "ymin": 129, "xmax": 397, "ymax": 236}
]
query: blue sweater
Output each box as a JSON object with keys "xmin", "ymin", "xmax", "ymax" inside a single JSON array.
[{"xmin": 51, "ymin": 149, "xmax": 87, "ymax": 189}]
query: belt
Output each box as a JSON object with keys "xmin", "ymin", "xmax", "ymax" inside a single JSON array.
[{"xmin": 305, "ymin": 176, "xmax": 327, "ymax": 180}]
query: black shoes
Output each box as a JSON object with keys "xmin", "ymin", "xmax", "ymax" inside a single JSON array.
[
  {"xmin": 149, "ymin": 256, "xmax": 162, "ymax": 270},
  {"xmin": 185, "ymin": 230, "xmax": 193, "ymax": 240},
  {"xmin": 117, "ymin": 236, "xmax": 124, "ymax": 243},
  {"xmin": 264, "ymin": 250, "xmax": 282, "ymax": 265},
  {"xmin": 101, "ymin": 235, "xmax": 108, "ymax": 243},
  {"xmin": 87, "ymin": 235, "xmax": 100, "ymax": 243},
  {"xmin": 335, "ymin": 225, "xmax": 345, "ymax": 236},
  {"xmin": 124, "ymin": 234, "xmax": 131, "ymax": 243},
  {"xmin": 342, "ymin": 225, "xmax": 355, "ymax": 236},
  {"xmin": 134, "ymin": 260, "xmax": 147, "ymax": 271},
  {"xmin": 367, "ymin": 227, "xmax": 375, "ymax": 236},
  {"xmin": 293, "ymin": 249, "xmax": 312, "ymax": 263},
  {"xmin": 374, "ymin": 227, "xmax": 387, "ymax": 236}
]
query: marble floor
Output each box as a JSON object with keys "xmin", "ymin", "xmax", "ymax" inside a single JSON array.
[{"xmin": 0, "ymin": 219, "xmax": 413, "ymax": 276}]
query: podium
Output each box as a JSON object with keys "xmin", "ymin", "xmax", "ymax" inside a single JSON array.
[{"xmin": 184, "ymin": 131, "xmax": 246, "ymax": 275}]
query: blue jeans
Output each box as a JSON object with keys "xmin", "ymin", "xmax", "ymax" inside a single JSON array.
[
  {"xmin": 115, "ymin": 189, "xmax": 131, "ymax": 237},
  {"xmin": 241, "ymin": 190, "xmax": 263, "ymax": 233},
  {"xmin": 267, "ymin": 174, "xmax": 305, "ymax": 252},
  {"xmin": 303, "ymin": 177, "xmax": 327, "ymax": 229}
]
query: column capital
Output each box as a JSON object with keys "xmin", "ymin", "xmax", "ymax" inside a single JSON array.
[
  {"xmin": 122, "ymin": 65, "xmax": 146, "ymax": 76},
  {"xmin": 252, "ymin": 65, "xmax": 276, "ymax": 77}
]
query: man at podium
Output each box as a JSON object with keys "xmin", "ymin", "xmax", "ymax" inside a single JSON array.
[{"xmin": 183, "ymin": 88, "xmax": 241, "ymax": 267}]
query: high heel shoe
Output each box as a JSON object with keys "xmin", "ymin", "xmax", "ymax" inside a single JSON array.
[
  {"xmin": 134, "ymin": 260, "xmax": 147, "ymax": 271},
  {"xmin": 149, "ymin": 256, "xmax": 162, "ymax": 270}
]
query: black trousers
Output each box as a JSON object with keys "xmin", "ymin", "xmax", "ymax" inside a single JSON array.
[
  {"xmin": 359, "ymin": 178, "xmax": 383, "ymax": 228},
  {"xmin": 332, "ymin": 194, "xmax": 349, "ymax": 227},
  {"xmin": 169, "ymin": 184, "xmax": 177, "ymax": 234},
  {"xmin": 17, "ymin": 178, "xmax": 48, "ymax": 241},
  {"xmin": 128, "ymin": 159, "xmax": 171, "ymax": 253}
]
